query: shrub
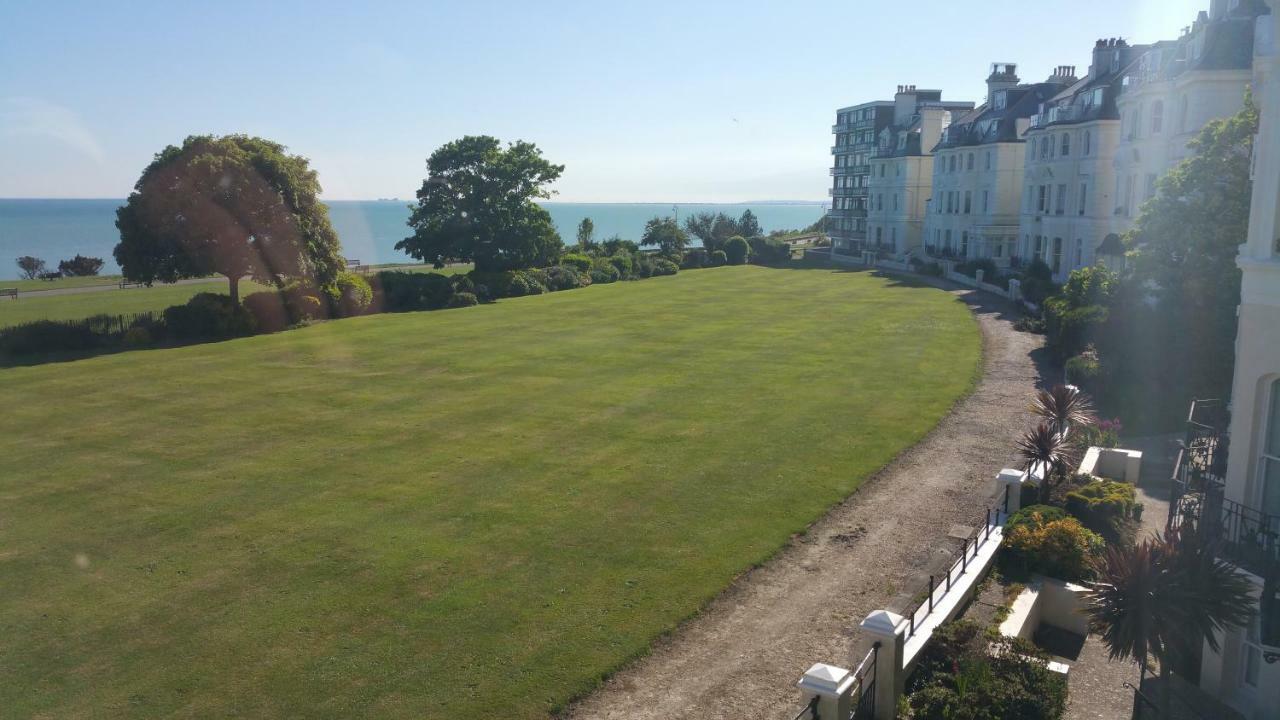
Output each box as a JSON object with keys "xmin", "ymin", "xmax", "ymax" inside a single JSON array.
[
  {"xmin": 508, "ymin": 271, "xmax": 547, "ymax": 296},
  {"xmin": 1013, "ymin": 315, "xmax": 1046, "ymax": 334},
  {"xmin": 1080, "ymin": 417, "xmax": 1123, "ymax": 449},
  {"xmin": 1001, "ymin": 510, "xmax": 1102, "ymax": 581},
  {"xmin": 1065, "ymin": 347, "xmax": 1102, "ymax": 387},
  {"xmin": 451, "ymin": 274, "xmax": 475, "ymax": 295},
  {"xmin": 608, "ymin": 253, "xmax": 634, "ymax": 279},
  {"xmin": 0, "ymin": 320, "xmax": 100, "ymax": 356},
  {"xmin": 710, "ymin": 249, "xmax": 728, "ymax": 266},
  {"xmin": 542, "ymin": 265, "xmax": 585, "ymax": 291},
  {"xmin": 1044, "ymin": 300, "xmax": 1109, "ymax": 360},
  {"xmin": 681, "ymin": 248, "xmax": 708, "ymax": 269},
  {"xmin": 242, "ymin": 291, "xmax": 290, "ymax": 333},
  {"xmin": 57, "ymin": 255, "xmax": 106, "ymax": 277},
  {"xmin": 956, "ymin": 258, "xmax": 999, "ymax": 280},
  {"xmin": 1065, "ymin": 479, "xmax": 1137, "ymax": 543},
  {"xmin": 599, "ymin": 237, "xmax": 640, "ymax": 256},
  {"xmin": 163, "ymin": 293, "xmax": 255, "ymax": 341},
  {"xmin": 122, "ymin": 326, "xmax": 153, "ymax": 348},
  {"xmin": 375, "ymin": 271, "xmax": 456, "ymax": 310},
  {"xmin": 921, "ymin": 261, "xmax": 945, "ymax": 277},
  {"xmin": 280, "ymin": 282, "xmax": 327, "ymax": 321},
  {"xmin": 1018, "ymin": 259, "xmax": 1057, "ymax": 305},
  {"xmin": 634, "ymin": 255, "xmax": 654, "ymax": 278},
  {"xmin": 748, "ymin": 237, "xmax": 791, "ymax": 265},
  {"xmin": 590, "ymin": 258, "xmax": 621, "ymax": 284},
  {"xmin": 649, "ymin": 258, "xmax": 679, "ymax": 276},
  {"xmin": 329, "ymin": 271, "xmax": 373, "ymax": 317},
  {"xmin": 447, "ymin": 291, "xmax": 479, "ymax": 308},
  {"xmin": 1006, "ymin": 504, "xmax": 1067, "ymax": 532},
  {"xmin": 725, "ymin": 235, "xmax": 750, "ymax": 265},
  {"xmin": 559, "ymin": 253, "xmax": 592, "ymax": 274}
]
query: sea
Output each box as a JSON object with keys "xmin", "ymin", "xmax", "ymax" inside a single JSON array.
[{"xmin": 0, "ymin": 199, "xmax": 828, "ymax": 278}]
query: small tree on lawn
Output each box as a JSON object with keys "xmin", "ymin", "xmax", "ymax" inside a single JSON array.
[
  {"xmin": 1087, "ymin": 528, "xmax": 1253, "ymax": 716},
  {"xmin": 58, "ymin": 255, "xmax": 105, "ymax": 277},
  {"xmin": 640, "ymin": 216, "xmax": 690, "ymax": 259},
  {"xmin": 399, "ymin": 136, "xmax": 564, "ymax": 272},
  {"xmin": 16, "ymin": 256, "xmax": 45, "ymax": 280},
  {"xmin": 576, "ymin": 217, "xmax": 595, "ymax": 251},
  {"xmin": 115, "ymin": 134, "xmax": 344, "ymax": 303}
]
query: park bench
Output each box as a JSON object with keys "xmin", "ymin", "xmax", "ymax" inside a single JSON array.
[
  {"xmin": 1, "ymin": 288, "xmax": 16, "ymax": 300},
  {"xmin": 119, "ymin": 279, "xmax": 144, "ymax": 289},
  {"xmin": 345, "ymin": 258, "xmax": 369, "ymax": 274}
]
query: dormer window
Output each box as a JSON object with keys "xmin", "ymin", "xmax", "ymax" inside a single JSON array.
[{"xmin": 995, "ymin": 91, "xmax": 1007, "ymax": 110}]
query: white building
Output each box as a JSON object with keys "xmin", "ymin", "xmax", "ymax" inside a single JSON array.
[
  {"xmin": 923, "ymin": 64, "xmax": 1073, "ymax": 266},
  {"xmin": 866, "ymin": 87, "xmax": 974, "ymax": 258},
  {"xmin": 1017, "ymin": 42, "xmax": 1148, "ymax": 280},
  {"xmin": 1189, "ymin": 3, "xmax": 1280, "ymax": 717}
]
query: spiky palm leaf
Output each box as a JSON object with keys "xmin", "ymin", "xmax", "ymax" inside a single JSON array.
[
  {"xmin": 1015, "ymin": 422, "xmax": 1074, "ymax": 497},
  {"xmin": 1031, "ymin": 384, "xmax": 1096, "ymax": 439}
]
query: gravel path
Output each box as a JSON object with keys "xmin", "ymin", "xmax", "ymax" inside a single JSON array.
[{"xmin": 565, "ymin": 277, "xmax": 1049, "ymax": 720}]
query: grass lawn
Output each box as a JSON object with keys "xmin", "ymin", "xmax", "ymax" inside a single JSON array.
[
  {"xmin": 0, "ymin": 265, "xmax": 473, "ymax": 328},
  {"xmin": 0, "ymin": 265, "xmax": 980, "ymax": 719},
  {"xmin": 2, "ymin": 274, "xmax": 127, "ymax": 291}
]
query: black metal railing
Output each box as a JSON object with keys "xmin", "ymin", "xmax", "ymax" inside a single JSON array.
[
  {"xmin": 791, "ymin": 696, "xmax": 819, "ymax": 720},
  {"xmin": 1170, "ymin": 492, "xmax": 1280, "ymax": 582},
  {"xmin": 851, "ymin": 643, "xmax": 878, "ymax": 720},
  {"xmin": 902, "ymin": 495, "xmax": 1006, "ymax": 640}
]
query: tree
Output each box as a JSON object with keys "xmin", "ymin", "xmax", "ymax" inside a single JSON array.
[
  {"xmin": 58, "ymin": 255, "xmax": 105, "ymax": 277},
  {"xmin": 738, "ymin": 209, "xmax": 762, "ymax": 238},
  {"xmin": 683, "ymin": 211, "xmax": 740, "ymax": 254},
  {"xmin": 15, "ymin": 256, "xmax": 45, "ymax": 280},
  {"xmin": 725, "ymin": 235, "xmax": 750, "ymax": 265},
  {"xmin": 640, "ymin": 216, "xmax": 689, "ymax": 258},
  {"xmin": 1087, "ymin": 529, "xmax": 1253, "ymax": 715},
  {"xmin": 1122, "ymin": 91, "xmax": 1258, "ymax": 401},
  {"xmin": 115, "ymin": 135, "xmax": 343, "ymax": 303},
  {"xmin": 399, "ymin": 136, "xmax": 563, "ymax": 272},
  {"xmin": 1016, "ymin": 422, "xmax": 1075, "ymax": 502},
  {"xmin": 1030, "ymin": 384, "xmax": 1096, "ymax": 442},
  {"xmin": 576, "ymin": 217, "xmax": 595, "ymax": 251}
]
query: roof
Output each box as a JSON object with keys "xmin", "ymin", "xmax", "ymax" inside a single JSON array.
[{"xmin": 933, "ymin": 81, "xmax": 1068, "ymax": 150}]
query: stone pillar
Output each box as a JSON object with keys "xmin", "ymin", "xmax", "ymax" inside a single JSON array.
[
  {"xmin": 859, "ymin": 610, "xmax": 906, "ymax": 720},
  {"xmin": 1008, "ymin": 278, "xmax": 1022, "ymax": 302},
  {"xmin": 797, "ymin": 663, "xmax": 856, "ymax": 720},
  {"xmin": 996, "ymin": 468, "xmax": 1027, "ymax": 517},
  {"xmin": 975, "ymin": 269, "xmax": 985, "ymax": 285}
]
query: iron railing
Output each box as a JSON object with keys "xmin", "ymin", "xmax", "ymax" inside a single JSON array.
[
  {"xmin": 851, "ymin": 643, "xmax": 878, "ymax": 720},
  {"xmin": 902, "ymin": 489, "xmax": 1008, "ymax": 641}
]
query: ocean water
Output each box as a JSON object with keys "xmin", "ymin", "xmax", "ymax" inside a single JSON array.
[{"xmin": 0, "ymin": 199, "xmax": 827, "ymax": 278}]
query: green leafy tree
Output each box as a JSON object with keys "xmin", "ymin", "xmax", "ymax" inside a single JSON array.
[
  {"xmin": 399, "ymin": 136, "xmax": 563, "ymax": 272},
  {"xmin": 1123, "ymin": 91, "xmax": 1258, "ymax": 400},
  {"xmin": 1087, "ymin": 529, "xmax": 1253, "ymax": 715},
  {"xmin": 576, "ymin": 217, "xmax": 595, "ymax": 251},
  {"xmin": 683, "ymin": 211, "xmax": 741, "ymax": 254},
  {"xmin": 115, "ymin": 135, "xmax": 343, "ymax": 303},
  {"xmin": 15, "ymin": 256, "xmax": 45, "ymax": 280},
  {"xmin": 724, "ymin": 235, "xmax": 750, "ymax": 265},
  {"xmin": 58, "ymin": 255, "xmax": 105, "ymax": 277},
  {"xmin": 738, "ymin": 209, "xmax": 762, "ymax": 238},
  {"xmin": 640, "ymin": 216, "xmax": 689, "ymax": 258}
]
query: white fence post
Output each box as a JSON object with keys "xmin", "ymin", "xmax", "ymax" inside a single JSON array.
[
  {"xmin": 996, "ymin": 469, "xmax": 1028, "ymax": 517},
  {"xmin": 797, "ymin": 663, "xmax": 856, "ymax": 720},
  {"xmin": 1007, "ymin": 278, "xmax": 1022, "ymax": 302},
  {"xmin": 859, "ymin": 610, "xmax": 905, "ymax": 720}
]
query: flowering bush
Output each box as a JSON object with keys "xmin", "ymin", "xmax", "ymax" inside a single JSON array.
[{"xmin": 1001, "ymin": 510, "xmax": 1103, "ymax": 581}]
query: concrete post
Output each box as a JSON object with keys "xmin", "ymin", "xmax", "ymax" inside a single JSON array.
[
  {"xmin": 797, "ymin": 663, "xmax": 856, "ymax": 720},
  {"xmin": 975, "ymin": 269, "xmax": 985, "ymax": 285},
  {"xmin": 996, "ymin": 468, "xmax": 1027, "ymax": 517},
  {"xmin": 1008, "ymin": 278, "xmax": 1022, "ymax": 302},
  {"xmin": 859, "ymin": 610, "xmax": 906, "ymax": 720}
]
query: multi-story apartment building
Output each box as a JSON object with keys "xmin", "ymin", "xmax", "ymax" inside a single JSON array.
[
  {"xmin": 866, "ymin": 87, "xmax": 974, "ymax": 257},
  {"xmin": 1176, "ymin": 4, "xmax": 1280, "ymax": 716},
  {"xmin": 1108, "ymin": 0, "xmax": 1266, "ymax": 245},
  {"xmin": 829, "ymin": 102, "xmax": 895, "ymax": 255},
  {"xmin": 923, "ymin": 64, "xmax": 1073, "ymax": 266},
  {"xmin": 1017, "ymin": 41, "xmax": 1148, "ymax": 281}
]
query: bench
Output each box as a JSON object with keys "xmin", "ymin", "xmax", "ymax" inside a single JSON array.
[
  {"xmin": 0, "ymin": 288, "xmax": 16, "ymax": 299},
  {"xmin": 119, "ymin": 279, "xmax": 144, "ymax": 289}
]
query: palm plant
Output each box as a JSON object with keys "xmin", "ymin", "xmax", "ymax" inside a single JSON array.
[
  {"xmin": 1086, "ymin": 528, "xmax": 1254, "ymax": 715},
  {"xmin": 1030, "ymin": 384, "xmax": 1096, "ymax": 442},
  {"xmin": 1015, "ymin": 422, "xmax": 1075, "ymax": 501}
]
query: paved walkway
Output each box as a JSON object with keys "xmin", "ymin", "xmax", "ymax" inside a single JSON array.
[{"xmin": 566, "ymin": 274, "xmax": 1050, "ymax": 720}]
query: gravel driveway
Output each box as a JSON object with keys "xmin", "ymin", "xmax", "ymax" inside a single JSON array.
[{"xmin": 565, "ymin": 277, "xmax": 1048, "ymax": 720}]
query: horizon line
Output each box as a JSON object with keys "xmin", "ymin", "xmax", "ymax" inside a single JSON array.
[{"xmin": 0, "ymin": 197, "xmax": 831, "ymax": 205}]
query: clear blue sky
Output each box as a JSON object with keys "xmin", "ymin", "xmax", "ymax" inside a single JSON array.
[{"xmin": 0, "ymin": 0, "xmax": 1209, "ymax": 202}]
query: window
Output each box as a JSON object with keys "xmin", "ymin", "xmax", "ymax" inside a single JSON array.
[
  {"xmin": 1145, "ymin": 173, "xmax": 1157, "ymax": 201},
  {"xmin": 1040, "ymin": 137, "xmax": 1049, "ymax": 160},
  {"xmin": 964, "ymin": 190, "xmax": 972, "ymax": 215},
  {"xmin": 875, "ymin": 226, "xmax": 883, "ymax": 244},
  {"xmin": 960, "ymin": 231, "xmax": 969, "ymax": 257},
  {"xmin": 1038, "ymin": 185, "xmax": 1047, "ymax": 213},
  {"xmin": 890, "ymin": 227, "xmax": 897, "ymax": 249},
  {"xmin": 944, "ymin": 229, "xmax": 952, "ymax": 248},
  {"xmin": 1034, "ymin": 235, "xmax": 1044, "ymax": 259},
  {"xmin": 1132, "ymin": 104, "xmax": 1143, "ymax": 138},
  {"xmin": 877, "ymin": 194, "xmax": 883, "ymax": 211},
  {"xmin": 949, "ymin": 155, "xmax": 956, "ymax": 173},
  {"xmin": 967, "ymin": 153, "xmax": 974, "ymax": 171},
  {"xmin": 1079, "ymin": 183, "xmax": 1087, "ymax": 216},
  {"xmin": 1052, "ymin": 237, "xmax": 1063, "ymax": 273},
  {"xmin": 1075, "ymin": 238, "xmax": 1083, "ymax": 267},
  {"xmin": 892, "ymin": 194, "xmax": 899, "ymax": 211},
  {"xmin": 982, "ymin": 190, "xmax": 989, "ymax": 214},
  {"xmin": 1261, "ymin": 379, "xmax": 1280, "ymax": 517},
  {"xmin": 1055, "ymin": 184, "xmax": 1066, "ymax": 215},
  {"xmin": 1083, "ymin": 130, "xmax": 1091, "ymax": 156},
  {"xmin": 880, "ymin": 164, "xmax": 886, "ymax": 177},
  {"xmin": 985, "ymin": 151, "xmax": 992, "ymax": 170},
  {"xmin": 1152, "ymin": 100, "xmax": 1164, "ymax": 135},
  {"xmin": 1178, "ymin": 95, "xmax": 1189, "ymax": 133},
  {"xmin": 1061, "ymin": 133, "xmax": 1070, "ymax": 157}
]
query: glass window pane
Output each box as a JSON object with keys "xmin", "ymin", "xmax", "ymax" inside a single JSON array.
[{"xmin": 1266, "ymin": 380, "xmax": 1280, "ymax": 455}]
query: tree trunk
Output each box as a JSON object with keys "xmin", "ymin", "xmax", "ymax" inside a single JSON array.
[
  {"xmin": 1159, "ymin": 664, "xmax": 1173, "ymax": 718},
  {"xmin": 227, "ymin": 275, "xmax": 240, "ymax": 304}
]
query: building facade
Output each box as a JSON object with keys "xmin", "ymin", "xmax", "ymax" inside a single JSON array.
[
  {"xmin": 923, "ymin": 64, "xmax": 1072, "ymax": 267},
  {"xmin": 866, "ymin": 87, "xmax": 974, "ymax": 257},
  {"xmin": 1192, "ymin": 3, "xmax": 1280, "ymax": 717},
  {"xmin": 829, "ymin": 102, "xmax": 895, "ymax": 255},
  {"xmin": 1017, "ymin": 43, "xmax": 1148, "ymax": 281}
]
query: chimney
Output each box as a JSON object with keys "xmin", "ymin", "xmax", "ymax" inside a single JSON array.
[
  {"xmin": 1090, "ymin": 37, "xmax": 1128, "ymax": 77},
  {"xmin": 1047, "ymin": 65, "xmax": 1078, "ymax": 85},
  {"xmin": 894, "ymin": 84, "xmax": 920, "ymax": 125},
  {"xmin": 986, "ymin": 62, "xmax": 1020, "ymax": 106}
]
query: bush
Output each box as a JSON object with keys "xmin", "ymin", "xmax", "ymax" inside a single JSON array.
[
  {"xmin": 330, "ymin": 271, "xmax": 373, "ymax": 317},
  {"xmin": 921, "ymin": 261, "xmax": 945, "ymax": 277},
  {"xmin": 163, "ymin": 293, "xmax": 255, "ymax": 341},
  {"xmin": 1018, "ymin": 259, "xmax": 1057, "ymax": 305},
  {"xmin": 1065, "ymin": 479, "xmax": 1137, "ymax": 544},
  {"xmin": 956, "ymin": 258, "xmax": 999, "ymax": 280},
  {"xmin": 649, "ymin": 258, "xmax": 679, "ymax": 276},
  {"xmin": 280, "ymin": 282, "xmax": 327, "ymax": 321},
  {"xmin": 447, "ymin": 291, "xmax": 479, "ymax": 308},
  {"xmin": 0, "ymin": 320, "xmax": 100, "ymax": 356},
  {"xmin": 242, "ymin": 291, "xmax": 291, "ymax": 333},
  {"xmin": 725, "ymin": 235, "xmax": 750, "ymax": 265},
  {"xmin": 1013, "ymin": 315, "xmax": 1046, "ymax": 334},
  {"xmin": 1006, "ymin": 504, "xmax": 1067, "ymax": 532},
  {"xmin": 748, "ymin": 237, "xmax": 791, "ymax": 265},
  {"xmin": 375, "ymin": 271, "xmax": 457, "ymax": 310},
  {"xmin": 122, "ymin": 326, "xmax": 153, "ymax": 348},
  {"xmin": 560, "ymin": 253, "xmax": 592, "ymax": 274},
  {"xmin": 681, "ymin": 248, "xmax": 709, "ymax": 269},
  {"xmin": 634, "ymin": 255, "xmax": 654, "ymax": 278},
  {"xmin": 57, "ymin": 255, "xmax": 106, "ymax": 277},
  {"xmin": 710, "ymin": 249, "xmax": 728, "ymax": 266},
  {"xmin": 608, "ymin": 253, "xmax": 634, "ymax": 279},
  {"xmin": 1001, "ymin": 510, "xmax": 1103, "ymax": 581},
  {"xmin": 542, "ymin": 265, "xmax": 585, "ymax": 291},
  {"xmin": 1044, "ymin": 300, "xmax": 1109, "ymax": 360},
  {"xmin": 1065, "ymin": 348, "xmax": 1102, "ymax": 387}
]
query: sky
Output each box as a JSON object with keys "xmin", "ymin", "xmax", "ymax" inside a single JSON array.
[{"xmin": 0, "ymin": 0, "xmax": 1213, "ymax": 203}]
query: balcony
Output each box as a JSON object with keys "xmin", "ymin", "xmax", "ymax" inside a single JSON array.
[
  {"xmin": 1028, "ymin": 105, "xmax": 1082, "ymax": 129},
  {"xmin": 831, "ymin": 166, "xmax": 856, "ymax": 176}
]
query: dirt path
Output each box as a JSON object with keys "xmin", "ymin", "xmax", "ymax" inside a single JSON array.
[{"xmin": 565, "ymin": 278, "xmax": 1048, "ymax": 720}]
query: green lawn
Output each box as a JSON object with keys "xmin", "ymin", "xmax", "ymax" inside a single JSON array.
[
  {"xmin": 0, "ymin": 265, "xmax": 980, "ymax": 719},
  {"xmin": 0, "ymin": 265, "xmax": 473, "ymax": 328},
  {"xmin": 2, "ymin": 274, "xmax": 127, "ymax": 291}
]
